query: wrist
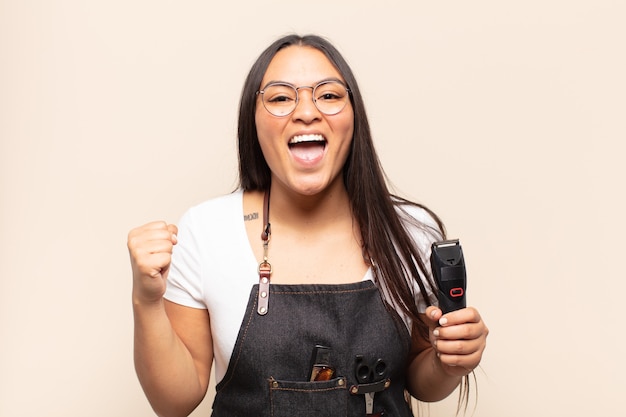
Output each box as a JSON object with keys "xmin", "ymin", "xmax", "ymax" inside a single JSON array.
[
  {"xmin": 433, "ymin": 349, "xmax": 470, "ymax": 379},
  {"xmin": 408, "ymin": 347, "xmax": 463, "ymax": 402},
  {"xmin": 132, "ymin": 293, "xmax": 165, "ymax": 311}
]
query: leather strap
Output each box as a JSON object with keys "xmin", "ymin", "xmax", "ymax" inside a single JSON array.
[
  {"xmin": 261, "ymin": 189, "xmax": 271, "ymax": 241},
  {"xmin": 257, "ymin": 189, "xmax": 272, "ymax": 315}
]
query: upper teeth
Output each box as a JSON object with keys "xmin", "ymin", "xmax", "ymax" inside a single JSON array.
[{"xmin": 290, "ymin": 134, "xmax": 325, "ymax": 144}]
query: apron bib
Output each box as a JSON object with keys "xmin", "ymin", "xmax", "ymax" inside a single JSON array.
[{"xmin": 211, "ymin": 280, "xmax": 414, "ymax": 417}]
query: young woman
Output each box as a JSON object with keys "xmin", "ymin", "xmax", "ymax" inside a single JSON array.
[{"xmin": 128, "ymin": 34, "xmax": 488, "ymax": 417}]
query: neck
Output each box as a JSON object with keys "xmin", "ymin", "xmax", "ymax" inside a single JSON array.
[{"xmin": 267, "ymin": 181, "xmax": 352, "ymax": 232}]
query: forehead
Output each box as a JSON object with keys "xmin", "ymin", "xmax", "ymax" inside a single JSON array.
[{"xmin": 261, "ymin": 45, "xmax": 344, "ymax": 86}]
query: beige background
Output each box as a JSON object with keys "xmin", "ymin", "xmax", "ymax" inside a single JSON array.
[{"xmin": 1, "ymin": 1, "xmax": 624, "ymax": 416}]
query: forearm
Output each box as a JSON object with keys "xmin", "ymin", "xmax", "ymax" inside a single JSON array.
[
  {"xmin": 133, "ymin": 300, "xmax": 206, "ymax": 417},
  {"xmin": 406, "ymin": 347, "xmax": 462, "ymax": 402}
]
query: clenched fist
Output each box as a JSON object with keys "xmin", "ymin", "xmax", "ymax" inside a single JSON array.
[{"xmin": 128, "ymin": 221, "xmax": 179, "ymax": 305}]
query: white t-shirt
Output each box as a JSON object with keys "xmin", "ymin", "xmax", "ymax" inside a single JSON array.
[{"xmin": 164, "ymin": 189, "xmax": 439, "ymax": 383}]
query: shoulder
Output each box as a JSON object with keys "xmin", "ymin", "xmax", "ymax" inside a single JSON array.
[
  {"xmin": 174, "ymin": 190, "xmax": 245, "ymax": 249},
  {"xmin": 180, "ymin": 190, "xmax": 243, "ymax": 226}
]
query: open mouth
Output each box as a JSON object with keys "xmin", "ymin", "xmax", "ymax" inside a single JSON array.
[{"xmin": 288, "ymin": 134, "xmax": 327, "ymax": 162}]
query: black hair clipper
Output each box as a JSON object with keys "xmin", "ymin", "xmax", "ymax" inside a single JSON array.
[{"xmin": 430, "ymin": 239, "xmax": 467, "ymax": 313}]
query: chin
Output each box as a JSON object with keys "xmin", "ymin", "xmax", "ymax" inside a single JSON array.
[{"xmin": 290, "ymin": 177, "xmax": 343, "ymax": 197}]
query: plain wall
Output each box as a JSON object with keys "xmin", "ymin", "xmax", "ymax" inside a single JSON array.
[{"xmin": 1, "ymin": 1, "xmax": 624, "ymax": 416}]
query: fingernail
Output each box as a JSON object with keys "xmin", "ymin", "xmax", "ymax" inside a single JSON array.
[
  {"xmin": 439, "ymin": 317, "xmax": 448, "ymax": 326},
  {"xmin": 433, "ymin": 329, "xmax": 440, "ymax": 337}
]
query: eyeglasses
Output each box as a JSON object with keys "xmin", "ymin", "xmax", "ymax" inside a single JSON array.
[{"xmin": 257, "ymin": 80, "xmax": 351, "ymax": 117}]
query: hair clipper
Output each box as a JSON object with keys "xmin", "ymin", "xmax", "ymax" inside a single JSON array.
[{"xmin": 430, "ymin": 239, "xmax": 467, "ymax": 313}]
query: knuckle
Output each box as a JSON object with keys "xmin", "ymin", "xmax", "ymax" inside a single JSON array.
[
  {"xmin": 469, "ymin": 307, "xmax": 481, "ymax": 321},
  {"xmin": 460, "ymin": 326, "xmax": 473, "ymax": 340},
  {"xmin": 445, "ymin": 355, "xmax": 462, "ymax": 367},
  {"xmin": 127, "ymin": 235, "xmax": 140, "ymax": 249}
]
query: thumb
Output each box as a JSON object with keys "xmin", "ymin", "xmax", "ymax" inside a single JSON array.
[
  {"xmin": 424, "ymin": 305, "xmax": 443, "ymax": 328},
  {"xmin": 167, "ymin": 224, "xmax": 179, "ymax": 244}
]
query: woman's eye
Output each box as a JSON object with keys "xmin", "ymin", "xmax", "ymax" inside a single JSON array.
[
  {"xmin": 318, "ymin": 92, "xmax": 340, "ymax": 100},
  {"xmin": 264, "ymin": 85, "xmax": 297, "ymax": 104},
  {"xmin": 317, "ymin": 90, "xmax": 345, "ymax": 102},
  {"xmin": 269, "ymin": 94, "xmax": 294, "ymax": 103}
]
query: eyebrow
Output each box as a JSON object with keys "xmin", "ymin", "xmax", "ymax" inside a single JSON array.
[{"xmin": 260, "ymin": 77, "xmax": 347, "ymax": 91}]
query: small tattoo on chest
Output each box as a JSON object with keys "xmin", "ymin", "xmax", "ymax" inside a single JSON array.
[{"xmin": 243, "ymin": 212, "xmax": 259, "ymax": 221}]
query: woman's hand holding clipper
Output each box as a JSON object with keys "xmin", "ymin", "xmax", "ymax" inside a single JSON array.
[{"xmin": 425, "ymin": 306, "xmax": 489, "ymax": 377}]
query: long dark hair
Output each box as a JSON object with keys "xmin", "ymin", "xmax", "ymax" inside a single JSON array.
[
  {"xmin": 239, "ymin": 32, "xmax": 444, "ymax": 338},
  {"xmin": 238, "ymin": 34, "xmax": 475, "ymax": 410}
]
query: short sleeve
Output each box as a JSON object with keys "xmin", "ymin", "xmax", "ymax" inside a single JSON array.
[{"xmin": 164, "ymin": 208, "xmax": 207, "ymax": 309}]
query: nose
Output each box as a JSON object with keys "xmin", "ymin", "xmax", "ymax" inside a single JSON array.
[{"xmin": 292, "ymin": 87, "xmax": 321, "ymax": 122}]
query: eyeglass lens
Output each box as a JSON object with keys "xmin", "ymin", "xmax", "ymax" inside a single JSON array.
[{"xmin": 260, "ymin": 81, "xmax": 349, "ymax": 117}]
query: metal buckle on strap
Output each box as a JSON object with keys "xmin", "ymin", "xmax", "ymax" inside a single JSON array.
[{"xmin": 257, "ymin": 261, "xmax": 272, "ymax": 315}]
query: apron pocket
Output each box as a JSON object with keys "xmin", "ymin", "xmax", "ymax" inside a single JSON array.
[{"xmin": 269, "ymin": 376, "xmax": 348, "ymax": 417}]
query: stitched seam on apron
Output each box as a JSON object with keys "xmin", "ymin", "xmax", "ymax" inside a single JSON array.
[
  {"xmin": 271, "ymin": 386, "xmax": 347, "ymax": 393},
  {"xmin": 271, "ymin": 287, "xmax": 376, "ymax": 296}
]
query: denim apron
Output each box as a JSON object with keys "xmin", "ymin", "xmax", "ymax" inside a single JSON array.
[{"xmin": 211, "ymin": 280, "xmax": 414, "ymax": 416}]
